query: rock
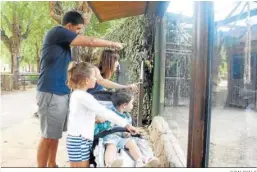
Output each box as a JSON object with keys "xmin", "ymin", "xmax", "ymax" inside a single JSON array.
[{"xmin": 148, "ymin": 116, "xmax": 186, "ymax": 167}]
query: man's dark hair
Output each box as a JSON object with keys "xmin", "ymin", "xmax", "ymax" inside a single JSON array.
[
  {"xmin": 62, "ymin": 11, "xmax": 84, "ymax": 26},
  {"xmin": 111, "ymin": 89, "xmax": 133, "ymax": 107}
]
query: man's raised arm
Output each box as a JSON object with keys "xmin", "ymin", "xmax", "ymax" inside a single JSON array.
[{"xmin": 71, "ymin": 35, "xmax": 123, "ymax": 49}]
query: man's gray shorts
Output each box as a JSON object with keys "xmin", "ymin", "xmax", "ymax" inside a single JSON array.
[{"xmin": 37, "ymin": 91, "xmax": 69, "ymax": 139}]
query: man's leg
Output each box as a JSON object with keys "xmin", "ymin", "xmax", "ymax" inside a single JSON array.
[
  {"xmin": 37, "ymin": 137, "xmax": 51, "ymax": 167},
  {"xmin": 37, "ymin": 92, "xmax": 54, "ymax": 168},
  {"xmin": 37, "ymin": 137, "xmax": 59, "ymax": 167},
  {"xmin": 37, "ymin": 92, "xmax": 69, "ymax": 167},
  {"xmin": 48, "ymin": 139, "xmax": 59, "ymax": 167},
  {"xmin": 47, "ymin": 94, "xmax": 69, "ymax": 167}
]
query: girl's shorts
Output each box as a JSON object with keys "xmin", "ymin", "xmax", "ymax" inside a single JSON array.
[{"xmin": 66, "ymin": 135, "xmax": 93, "ymax": 162}]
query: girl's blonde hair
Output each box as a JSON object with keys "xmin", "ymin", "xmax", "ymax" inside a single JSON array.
[{"xmin": 67, "ymin": 61, "xmax": 95, "ymax": 89}]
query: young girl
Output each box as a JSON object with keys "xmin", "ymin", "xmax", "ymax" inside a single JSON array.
[{"xmin": 66, "ymin": 61, "xmax": 137, "ymax": 168}]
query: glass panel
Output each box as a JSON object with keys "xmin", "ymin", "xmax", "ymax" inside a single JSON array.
[
  {"xmin": 163, "ymin": 1, "xmax": 194, "ymax": 159},
  {"xmin": 209, "ymin": 1, "xmax": 257, "ymax": 167}
]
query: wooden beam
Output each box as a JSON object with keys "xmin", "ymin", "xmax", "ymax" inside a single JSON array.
[
  {"xmin": 88, "ymin": 1, "xmax": 170, "ymax": 22},
  {"xmin": 187, "ymin": 1, "xmax": 214, "ymax": 167},
  {"xmin": 88, "ymin": 2, "xmax": 146, "ymax": 22},
  {"xmin": 216, "ymin": 8, "xmax": 257, "ymax": 27},
  {"xmin": 87, "ymin": 1, "xmax": 102, "ymax": 22}
]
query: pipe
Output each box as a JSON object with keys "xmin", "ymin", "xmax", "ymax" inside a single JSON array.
[{"xmin": 137, "ymin": 61, "xmax": 144, "ymax": 127}]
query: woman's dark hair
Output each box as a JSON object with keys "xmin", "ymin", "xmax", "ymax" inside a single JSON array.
[
  {"xmin": 62, "ymin": 11, "xmax": 84, "ymax": 26},
  {"xmin": 99, "ymin": 50, "xmax": 119, "ymax": 79},
  {"xmin": 111, "ymin": 89, "xmax": 133, "ymax": 107}
]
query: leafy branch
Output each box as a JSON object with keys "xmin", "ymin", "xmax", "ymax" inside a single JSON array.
[
  {"xmin": 0, "ymin": 29, "xmax": 11, "ymax": 48},
  {"xmin": 22, "ymin": 6, "xmax": 37, "ymax": 39},
  {"xmin": 1, "ymin": 12, "xmax": 12, "ymax": 31}
]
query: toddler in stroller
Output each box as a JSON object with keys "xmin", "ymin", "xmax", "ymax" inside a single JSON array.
[{"xmin": 91, "ymin": 89, "xmax": 159, "ymax": 167}]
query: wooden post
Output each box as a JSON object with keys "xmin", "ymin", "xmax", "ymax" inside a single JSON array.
[
  {"xmin": 151, "ymin": 17, "xmax": 161, "ymax": 117},
  {"xmin": 187, "ymin": 1, "xmax": 214, "ymax": 167},
  {"xmin": 159, "ymin": 17, "xmax": 166, "ymax": 116}
]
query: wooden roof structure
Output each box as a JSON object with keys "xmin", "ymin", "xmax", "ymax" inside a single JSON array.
[{"xmin": 88, "ymin": 1, "xmax": 169, "ymax": 22}]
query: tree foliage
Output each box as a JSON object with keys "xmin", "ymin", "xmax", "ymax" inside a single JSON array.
[
  {"xmin": 1, "ymin": 1, "xmax": 46, "ymax": 88},
  {"xmin": 0, "ymin": 1, "xmax": 124, "ymax": 72},
  {"xmin": 19, "ymin": 2, "xmax": 56, "ymax": 71}
]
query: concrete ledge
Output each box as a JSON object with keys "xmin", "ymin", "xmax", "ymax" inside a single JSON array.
[{"xmin": 148, "ymin": 116, "xmax": 186, "ymax": 167}]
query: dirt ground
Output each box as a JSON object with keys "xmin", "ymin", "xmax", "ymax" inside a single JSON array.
[{"xmin": 163, "ymin": 82, "xmax": 257, "ymax": 167}]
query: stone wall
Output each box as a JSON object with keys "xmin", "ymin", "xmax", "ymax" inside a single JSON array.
[{"xmin": 148, "ymin": 116, "xmax": 186, "ymax": 167}]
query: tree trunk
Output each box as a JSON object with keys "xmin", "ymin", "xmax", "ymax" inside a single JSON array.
[
  {"xmin": 28, "ymin": 63, "xmax": 31, "ymax": 72},
  {"xmin": 32, "ymin": 65, "xmax": 35, "ymax": 73},
  {"xmin": 36, "ymin": 42, "xmax": 40, "ymax": 73},
  {"xmin": 11, "ymin": 45, "xmax": 20, "ymax": 89},
  {"xmin": 11, "ymin": 5, "xmax": 21, "ymax": 90}
]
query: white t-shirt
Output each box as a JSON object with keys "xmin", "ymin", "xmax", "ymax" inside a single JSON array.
[{"xmin": 67, "ymin": 90, "xmax": 128, "ymax": 141}]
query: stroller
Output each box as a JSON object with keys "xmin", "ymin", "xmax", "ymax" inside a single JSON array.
[{"xmin": 89, "ymin": 91, "xmax": 155, "ymax": 167}]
